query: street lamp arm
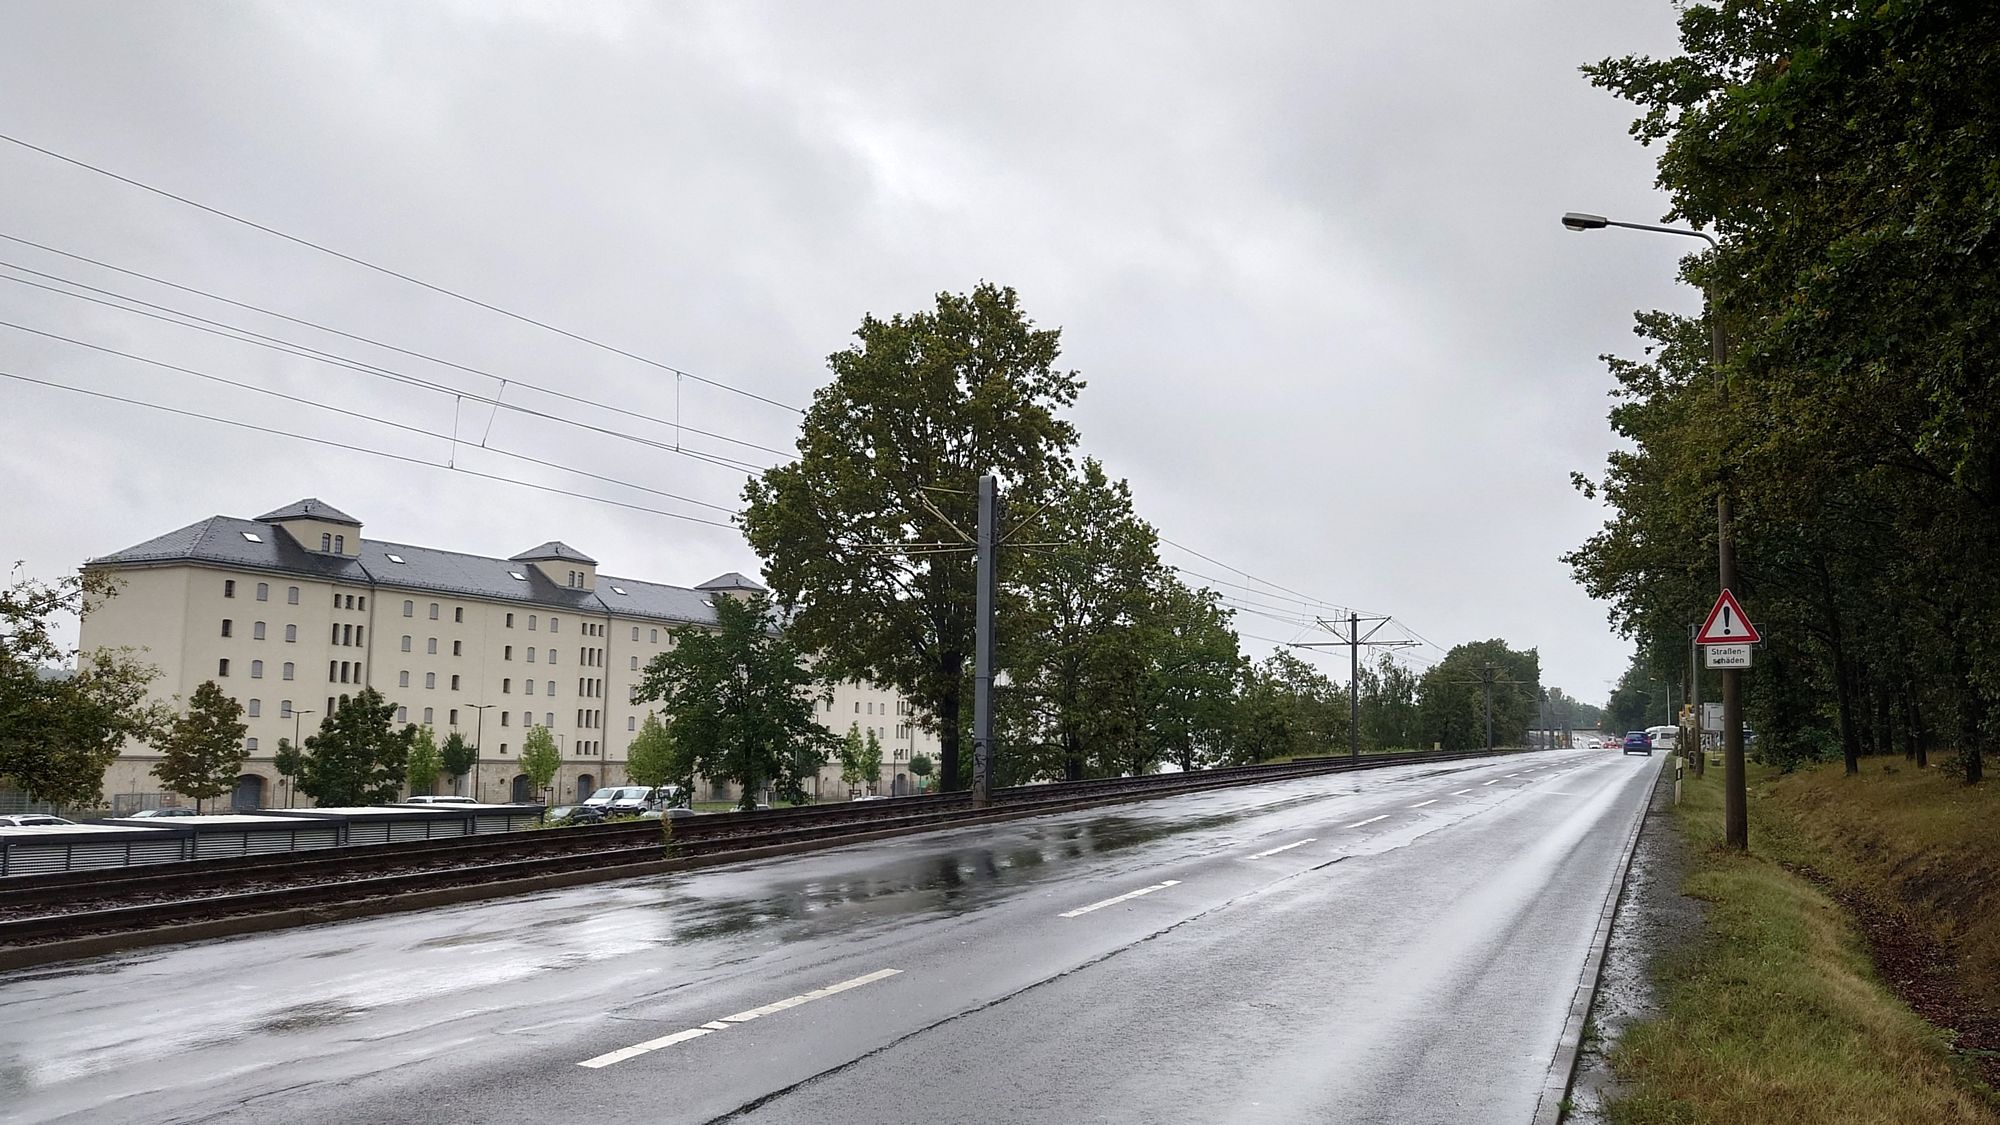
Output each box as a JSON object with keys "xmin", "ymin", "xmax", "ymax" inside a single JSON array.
[{"xmin": 1560, "ymin": 211, "xmax": 1716, "ymax": 247}]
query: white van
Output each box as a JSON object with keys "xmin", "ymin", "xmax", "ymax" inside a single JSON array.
[{"xmin": 1645, "ymin": 725, "xmax": 1679, "ymax": 751}]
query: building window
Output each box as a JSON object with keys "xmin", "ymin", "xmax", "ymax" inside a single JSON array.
[
  {"xmin": 321, "ymin": 533, "xmax": 332, "ymax": 552},
  {"xmin": 501, "ymin": 712, "xmax": 511, "ymax": 727},
  {"xmin": 251, "ymin": 660, "xmax": 264, "ymax": 679},
  {"xmin": 423, "ymin": 707, "xmax": 434, "ymax": 725},
  {"xmin": 281, "ymin": 700, "xmax": 293, "ymax": 718},
  {"xmin": 525, "ymin": 679, "xmax": 536, "ymax": 695},
  {"xmin": 630, "ymin": 655, "xmax": 638, "ymax": 671},
  {"xmin": 403, "ymin": 600, "xmax": 414, "ymax": 617},
  {"xmin": 224, "ymin": 579, "xmax": 236, "ymax": 598},
  {"xmin": 397, "ymin": 706, "xmax": 408, "ymax": 723},
  {"xmin": 344, "ymin": 623, "xmax": 355, "ymax": 646},
  {"xmin": 505, "ymin": 612, "xmax": 516, "ymax": 628},
  {"xmin": 401, "ymin": 635, "xmax": 412, "ymax": 653},
  {"xmin": 253, "ymin": 621, "xmax": 266, "ymax": 640},
  {"xmin": 282, "ymin": 662, "xmax": 294, "ymax": 681},
  {"xmin": 399, "ymin": 671, "xmax": 410, "ymax": 688},
  {"xmin": 333, "ymin": 534, "xmax": 345, "ymax": 553},
  {"xmin": 628, "ymin": 716, "xmax": 637, "ymax": 731},
  {"xmin": 631, "ymin": 626, "xmax": 639, "ymax": 641},
  {"xmin": 454, "ymin": 606, "xmax": 464, "ymax": 623},
  {"xmin": 527, "ymin": 647, "xmax": 536, "ymax": 663},
  {"xmin": 503, "ymin": 678, "xmax": 511, "ymax": 694},
  {"xmin": 346, "ymin": 594, "xmax": 356, "ymax": 610},
  {"xmin": 449, "ymin": 708, "xmax": 459, "ymax": 726},
  {"xmin": 450, "ymin": 674, "xmax": 460, "ymax": 691},
  {"xmin": 547, "ymin": 649, "xmax": 557, "ymax": 665},
  {"xmin": 256, "ymin": 582, "xmax": 269, "ymax": 601},
  {"xmin": 545, "ymin": 712, "xmax": 554, "ymax": 727},
  {"xmin": 452, "ymin": 640, "xmax": 462, "ymax": 656},
  {"xmin": 427, "ymin": 638, "xmax": 438, "ymax": 655},
  {"xmin": 528, "ymin": 615, "xmax": 537, "ymax": 631},
  {"xmin": 425, "ymin": 672, "xmax": 436, "ymax": 690},
  {"xmin": 331, "ymin": 624, "xmax": 340, "ymax": 645},
  {"xmin": 221, "ymin": 619, "xmax": 233, "ymax": 638},
  {"xmin": 247, "ymin": 699, "xmax": 261, "ymax": 717},
  {"xmin": 500, "ymin": 742, "xmax": 508, "ymax": 754},
  {"xmin": 355, "ymin": 626, "xmax": 364, "ymax": 647},
  {"xmin": 522, "ymin": 711, "xmax": 532, "ymax": 727},
  {"xmin": 429, "ymin": 603, "xmax": 440, "ymax": 620},
  {"xmin": 246, "ymin": 737, "xmax": 259, "ymax": 752},
  {"xmin": 333, "ymin": 592, "xmax": 342, "ymax": 610},
  {"xmin": 650, "ymin": 628, "xmax": 658, "ymax": 643},
  {"xmin": 287, "ymin": 586, "xmax": 300, "ymax": 605},
  {"xmin": 358, "ymin": 597, "xmax": 366, "ymax": 611},
  {"xmin": 550, "ymin": 618, "xmax": 559, "ymax": 633},
  {"xmin": 218, "ymin": 658, "xmax": 230, "ymax": 677},
  {"xmin": 285, "ymin": 624, "xmax": 297, "ymax": 643},
  {"xmin": 504, "ymin": 646, "xmax": 513, "ymax": 660}
]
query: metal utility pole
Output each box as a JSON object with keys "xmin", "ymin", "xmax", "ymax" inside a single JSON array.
[
  {"xmin": 468, "ymin": 703, "xmax": 494, "ymax": 798},
  {"xmin": 1688, "ymin": 624, "xmax": 1704, "ymax": 777},
  {"xmin": 971, "ymin": 475, "xmax": 998, "ymax": 807},
  {"xmin": 1295, "ymin": 614, "xmax": 1415, "ymax": 758},
  {"xmin": 1563, "ymin": 210, "xmax": 1747, "ymax": 851},
  {"xmin": 1450, "ymin": 662, "xmax": 1525, "ymax": 753}
]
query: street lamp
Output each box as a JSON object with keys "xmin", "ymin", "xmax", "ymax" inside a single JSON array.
[
  {"xmin": 288, "ymin": 708, "xmax": 314, "ymax": 808},
  {"xmin": 466, "ymin": 703, "xmax": 495, "ymax": 800},
  {"xmin": 1562, "ymin": 209, "xmax": 1747, "ymax": 851}
]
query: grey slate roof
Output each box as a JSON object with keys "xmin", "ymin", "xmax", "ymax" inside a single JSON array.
[
  {"xmin": 255, "ymin": 498, "xmax": 361, "ymax": 526},
  {"xmin": 88, "ymin": 507, "xmax": 741, "ymax": 628},
  {"xmin": 695, "ymin": 571, "xmax": 766, "ymax": 593},
  {"xmin": 509, "ymin": 541, "xmax": 597, "ymax": 565}
]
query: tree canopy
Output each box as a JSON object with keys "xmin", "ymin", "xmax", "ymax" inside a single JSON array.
[
  {"xmin": 152, "ymin": 680, "xmax": 247, "ymax": 811},
  {"xmin": 296, "ymin": 689, "xmax": 416, "ymax": 807}
]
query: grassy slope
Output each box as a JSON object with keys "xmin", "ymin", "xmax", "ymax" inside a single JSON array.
[{"xmin": 1606, "ymin": 762, "xmax": 1999, "ymax": 1124}]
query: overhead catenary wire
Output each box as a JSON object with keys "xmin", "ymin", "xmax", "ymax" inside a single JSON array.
[
  {"xmin": 1, "ymin": 370, "xmax": 741, "ymax": 530},
  {"xmin": 0, "ymin": 266, "xmax": 780, "ymax": 474},
  {"xmin": 0, "ymin": 133, "xmax": 805, "ymax": 414},
  {"xmin": 0, "ymin": 236, "xmax": 799, "ymax": 459}
]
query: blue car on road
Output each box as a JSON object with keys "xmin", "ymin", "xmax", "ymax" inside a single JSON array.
[{"xmin": 1622, "ymin": 731, "xmax": 1653, "ymax": 756}]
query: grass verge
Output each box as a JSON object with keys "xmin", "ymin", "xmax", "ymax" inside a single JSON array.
[{"xmin": 1604, "ymin": 761, "xmax": 1999, "ymax": 1124}]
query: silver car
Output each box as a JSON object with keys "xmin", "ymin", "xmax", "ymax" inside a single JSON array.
[{"xmin": 0, "ymin": 814, "xmax": 78, "ymax": 827}]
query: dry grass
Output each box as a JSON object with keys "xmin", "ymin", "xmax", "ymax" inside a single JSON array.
[{"xmin": 1605, "ymin": 763, "xmax": 1999, "ymax": 1125}]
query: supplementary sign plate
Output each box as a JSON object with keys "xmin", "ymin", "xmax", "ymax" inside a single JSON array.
[{"xmin": 1704, "ymin": 644, "xmax": 1753, "ymax": 668}]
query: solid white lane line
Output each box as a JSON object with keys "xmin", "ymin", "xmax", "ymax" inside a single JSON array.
[
  {"xmin": 1451, "ymin": 788, "xmax": 1473, "ymax": 795},
  {"xmin": 1506, "ymin": 774, "xmax": 1521, "ymax": 778},
  {"xmin": 1347, "ymin": 814, "xmax": 1389, "ymax": 828},
  {"xmin": 577, "ymin": 968, "xmax": 903, "ymax": 1069},
  {"xmin": 1408, "ymin": 799, "xmax": 1438, "ymax": 808},
  {"xmin": 1059, "ymin": 880, "xmax": 1182, "ymax": 919},
  {"xmin": 1484, "ymin": 779, "xmax": 1501, "ymax": 786},
  {"xmin": 1247, "ymin": 838, "xmax": 1316, "ymax": 859}
]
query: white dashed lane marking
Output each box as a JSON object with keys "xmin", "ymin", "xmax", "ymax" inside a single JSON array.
[
  {"xmin": 578, "ymin": 968, "xmax": 903, "ymax": 1069},
  {"xmin": 1247, "ymin": 838, "xmax": 1316, "ymax": 859},
  {"xmin": 1408, "ymin": 799, "xmax": 1438, "ymax": 808},
  {"xmin": 1346, "ymin": 815, "xmax": 1389, "ymax": 828},
  {"xmin": 1059, "ymin": 880, "xmax": 1182, "ymax": 919}
]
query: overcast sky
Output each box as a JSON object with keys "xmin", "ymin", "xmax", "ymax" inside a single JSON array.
[{"xmin": 0, "ymin": 0, "xmax": 1692, "ymax": 704}]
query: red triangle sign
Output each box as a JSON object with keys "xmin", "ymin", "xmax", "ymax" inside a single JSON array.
[{"xmin": 1696, "ymin": 589, "xmax": 1761, "ymax": 644}]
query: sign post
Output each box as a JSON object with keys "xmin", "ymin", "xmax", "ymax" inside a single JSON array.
[{"xmin": 1694, "ymin": 589, "xmax": 1760, "ymax": 850}]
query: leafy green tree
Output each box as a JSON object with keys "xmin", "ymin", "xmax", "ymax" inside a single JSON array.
[
  {"xmin": 838, "ymin": 723, "xmax": 866, "ymax": 794},
  {"xmin": 1357, "ymin": 653, "xmax": 1422, "ymax": 753},
  {"xmin": 152, "ymin": 681, "xmax": 249, "ymax": 811},
  {"xmin": 908, "ymin": 752, "xmax": 934, "ymax": 791},
  {"xmin": 405, "ymin": 725, "xmax": 443, "ymax": 796},
  {"xmin": 860, "ymin": 727, "xmax": 884, "ymax": 794},
  {"xmin": 1136, "ymin": 578, "xmax": 1243, "ymax": 771},
  {"xmin": 1, "ymin": 568, "xmax": 167, "ymax": 805},
  {"xmin": 741, "ymin": 283, "xmax": 1082, "ymax": 791},
  {"xmin": 639, "ymin": 595, "xmax": 835, "ymax": 810},
  {"xmin": 625, "ymin": 713, "xmax": 689, "ymax": 794},
  {"xmin": 1416, "ymin": 641, "xmax": 1541, "ymax": 751},
  {"xmin": 274, "ymin": 737, "xmax": 303, "ymax": 806},
  {"xmin": 520, "ymin": 726, "xmax": 561, "ymax": 802},
  {"xmin": 439, "ymin": 731, "xmax": 476, "ymax": 796},
  {"xmin": 296, "ymin": 688, "xmax": 416, "ymax": 806},
  {"xmin": 1232, "ymin": 652, "xmax": 1343, "ymax": 763}
]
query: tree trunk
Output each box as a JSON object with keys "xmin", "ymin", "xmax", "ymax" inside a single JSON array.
[
  {"xmin": 1830, "ymin": 640, "xmax": 1862, "ymax": 775},
  {"xmin": 937, "ymin": 663, "xmax": 963, "ymax": 791}
]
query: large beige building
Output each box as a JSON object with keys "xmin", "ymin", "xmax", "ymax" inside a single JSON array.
[{"xmin": 80, "ymin": 499, "xmax": 937, "ymax": 809}]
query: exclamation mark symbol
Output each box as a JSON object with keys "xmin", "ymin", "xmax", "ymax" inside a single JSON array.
[{"xmin": 1723, "ymin": 605, "xmax": 1733, "ymax": 635}]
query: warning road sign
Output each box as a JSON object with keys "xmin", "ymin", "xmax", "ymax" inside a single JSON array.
[{"xmin": 1696, "ymin": 589, "xmax": 1761, "ymax": 645}]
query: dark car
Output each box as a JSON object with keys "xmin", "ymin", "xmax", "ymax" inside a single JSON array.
[
  {"xmin": 1622, "ymin": 731, "xmax": 1653, "ymax": 756},
  {"xmin": 543, "ymin": 804, "xmax": 605, "ymax": 825}
]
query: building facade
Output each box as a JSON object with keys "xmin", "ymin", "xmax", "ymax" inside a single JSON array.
[{"xmin": 80, "ymin": 499, "xmax": 937, "ymax": 809}]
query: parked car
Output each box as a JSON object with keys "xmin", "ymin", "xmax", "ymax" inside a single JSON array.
[
  {"xmin": 129, "ymin": 807, "xmax": 200, "ymax": 818},
  {"xmin": 543, "ymin": 804, "xmax": 605, "ymax": 825},
  {"xmin": 401, "ymin": 795, "xmax": 478, "ymax": 805},
  {"xmin": 1622, "ymin": 731, "xmax": 1654, "ymax": 756},
  {"xmin": 639, "ymin": 806, "xmax": 699, "ymax": 821},
  {"xmin": 850, "ymin": 794, "xmax": 888, "ymax": 803},
  {"xmin": 0, "ymin": 814, "xmax": 78, "ymax": 827}
]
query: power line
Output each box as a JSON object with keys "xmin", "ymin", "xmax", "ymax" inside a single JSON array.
[
  {"xmin": 0, "ymin": 133, "xmax": 804, "ymax": 413},
  {"xmin": 0, "ymin": 234, "xmax": 799, "ymax": 460},
  {"xmin": 1, "ymin": 370, "xmax": 742, "ymax": 530},
  {"xmin": 0, "ymin": 264, "xmax": 781, "ymax": 474}
]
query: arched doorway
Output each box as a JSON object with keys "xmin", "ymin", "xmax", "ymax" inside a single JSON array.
[
  {"xmin": 892, "ymin": 773, "xmax": 910, "ymax": 797},
  {"xmin": 575, "ymin": 773, "xmax": 595, "ymax": 800},
  {"xmin": 510, "ymin": 773, "xmax": 532, "ymax": 803},
  {"xmin": 231, "ymin": 774, "xmax": 266, "ymax": 810}
]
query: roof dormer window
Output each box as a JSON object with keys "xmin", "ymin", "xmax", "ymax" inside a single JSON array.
[
  {"xmin": 321, "ymin": 533, "xmax": 332, "ymax": 552},
  {"xmin": 241, "ymin": 531, "xmax": 263, "ymax": 543}
]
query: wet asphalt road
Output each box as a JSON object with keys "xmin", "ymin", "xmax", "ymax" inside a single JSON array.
[{"xmin": 0, "ymin": 749, "xmax": 1658, "ymax": 1125}]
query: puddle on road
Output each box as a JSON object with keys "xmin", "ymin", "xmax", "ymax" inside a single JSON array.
[{"xmin": 255, "ymin": 1000, "xmax": 365, "ymax": 1033}]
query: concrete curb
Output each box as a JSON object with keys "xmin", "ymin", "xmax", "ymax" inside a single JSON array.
[
  {"xmin": 0, "ymin": 778, "xmax": 1335, "ymax": 972},
  {"xmin": 1529, "ymin": 757, "xmax": 1662, "ymax": 1125}
]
